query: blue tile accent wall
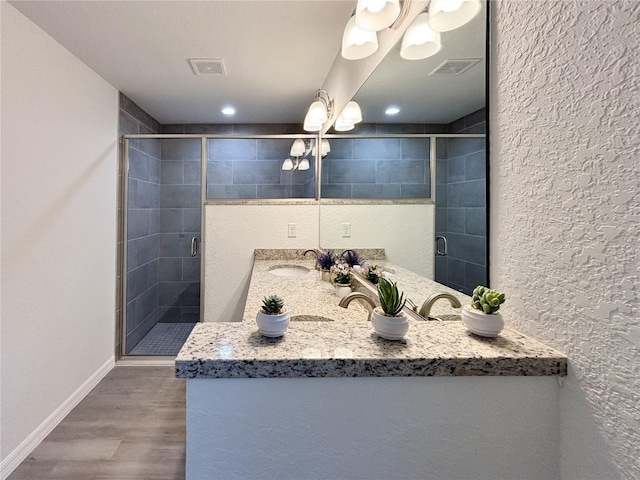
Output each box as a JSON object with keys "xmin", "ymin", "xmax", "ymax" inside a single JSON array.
[
  {"xmin": 158, "ymin": 139, "xmax": 202, "ymax": 323},
  {"xmin": 434, "ymin": 108, "xmax": 488, "ymax": 295},
  {"xmin": 321, "ymin": 135, "xmax": 432, "ymax": 199},
  {"xmin": 206, "ymin": 137, "xmax": 315, "ymax": 199},
  {"xmin": 120, "ymin": 94, "xmax": 161, "ymax": 354}
]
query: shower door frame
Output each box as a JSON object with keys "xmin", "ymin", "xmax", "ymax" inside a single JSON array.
[{"xmin": 121, "ymin": 134, "xmax": 208, "ymax": 358}]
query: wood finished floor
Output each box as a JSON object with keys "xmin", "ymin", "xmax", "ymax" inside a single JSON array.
[{"xmin": 8, "ymin": 366, "xmax": 186, "ymax": 480}]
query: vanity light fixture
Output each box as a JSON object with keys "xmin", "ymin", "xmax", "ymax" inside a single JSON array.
[
  {"xmin": 334, "ymin": 101, "xmax": 363, "ymax": 132},
  {"xmin": 290, "ymin": 138, "xmax": 306, "ymax": 157},
  {"xmin": 400, "ymin": 13, "xmax": 442, "ymax": 60},
  {"xmin": 312, "ymin": 139, "xmax": 331, "ymax": 158},
  {"xmin": 282, "ymin": 158, "xmax": 294, "ymax": 171},
  {"xmin": 298, "ymin": 158, "xmax": 310, "ymax": 171},
  {"xmin": 428, "ymin": 0, "xmax": 481, "ymax": 32},
  {"xmin": 355, "ymin": 0, "xmax": 401, "ymax": 32},
  {"xmin": 399, "ymin": 0, "xmax": 480, "ymax": 61},
  {"xmin": 341, "ymin": 15, "xmax": 379, "ymax": 60},
  {"xmin": 303, "ymin": 90, "xmax": 334, "ymax": 132}
]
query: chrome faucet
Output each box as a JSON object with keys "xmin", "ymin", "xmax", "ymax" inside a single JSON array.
[
  {"xmin": 339, "ymin": 293, "xmax": 377, "ymax": 321},
  {"xmin": 303, "ymin": 249, "xmax": 319, "ymax": 269},
  {"xmin": 418, "ymin": 293, "xmax": 462, "ymax": 320}
]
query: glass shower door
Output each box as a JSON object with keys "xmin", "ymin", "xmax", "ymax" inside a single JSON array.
[
  {"xmin": 434, "ymin": 136, "xmax": 487, "ymax": 295},
  {"xmin": 124, "ymin": 137, "xmax": 202, "ymax": 356}
]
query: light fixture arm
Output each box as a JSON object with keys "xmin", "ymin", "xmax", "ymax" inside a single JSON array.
[{"xmin": 316, "ymin": 89, "xmax": 334, "ymax": 120}]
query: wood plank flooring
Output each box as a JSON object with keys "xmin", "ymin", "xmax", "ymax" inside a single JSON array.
[{"xmin": 8, "ymin": 366, "xmax": 186, "ymax": 480}]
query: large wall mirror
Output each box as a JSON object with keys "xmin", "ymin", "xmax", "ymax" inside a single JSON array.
[{"xmin": 319, "ymin": 0, "xmax": 487, "ymax": 296}]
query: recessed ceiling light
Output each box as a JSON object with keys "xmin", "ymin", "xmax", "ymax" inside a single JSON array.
[
  {"xmin": 385, "ymin": 106, "xmax": 401, "ymax": 115},
  {"xmin": 221, "ymin": 106, "xmax": 236, "ymax": 115}
]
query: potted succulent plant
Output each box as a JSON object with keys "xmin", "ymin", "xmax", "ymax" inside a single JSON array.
[
  {"xmin": 255, "ymin": 294, "xmax": 290, "ymax": 337},
  {"xmin": 317, "ymin": 250, "xmax": 337, "ymax": 281},
  {"xmin": 331, "ymin": 262, "xmax": 352, "ymax": 298},
  {"xmin": 461, "ymin": 286, "xmax": 506, "ymax": 337},
  {"xmin": 371, "ymin": 277, "xmax": 409, "ymax": 340}
]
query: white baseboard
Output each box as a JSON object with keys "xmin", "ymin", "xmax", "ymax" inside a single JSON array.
[{"xmin": 0, "ymin": 356, "xmax": 115, "ymax": 480}]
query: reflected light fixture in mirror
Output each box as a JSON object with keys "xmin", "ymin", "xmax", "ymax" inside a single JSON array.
[
  {"xmin": 341, "ymin": 15, "xmax": 379, "ymax": 60},
  {"xmin": 312, "ymin": 139, "xmax": 331, "ymax": 158},
  {"xmin": 290, "ymin": 138, "xmax": 306, "ymax": 157},
  {"xmin": 400, "ymin": 13, "xmax": 442, "ymax": 60},
  {"xmin": 355, "ymin": 0, "xmax": 401, "ymax": 32},
  {"xmin": 429, "ymin": 0, "xmax": 481, "ymax": 32},
  {"xmin": 334, "ymin": 101, "xmax": 363, "ymax": 132},
  {"xmin": 282, "ymin": 158, "xmax": 294, "ymax": 171}
]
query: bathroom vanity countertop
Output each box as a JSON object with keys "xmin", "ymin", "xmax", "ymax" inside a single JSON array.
[{"xmin": 176, "ymin": 254, "xmax": 567, "ymax": 379}]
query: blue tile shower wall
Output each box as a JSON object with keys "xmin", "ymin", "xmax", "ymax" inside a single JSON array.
[
  {"xmin": 157, "ymin": 139, "xmax": 202, "ymax": 323},
  {"xmin": 321, "ymin": 134, "xmax": 432, "ymax": 199},
  {"xmin": 121, "ymin": 93, "xmax": 161, "ymax": 354},
  {"xmin": 435, "ymin": 108, "xmax": 488, "ymax": 295}
]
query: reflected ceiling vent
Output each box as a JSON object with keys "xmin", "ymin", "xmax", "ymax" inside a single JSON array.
[
  {"xmin": 188, "ymin": 58, "xmax": 226, "ymax": 76},
  {"xmin": 430, "ymin": 58, "xmax": 480, "ymax": 76}
]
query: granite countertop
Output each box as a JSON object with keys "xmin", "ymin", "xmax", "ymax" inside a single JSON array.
[{"xmin": 175, "ymin": 250, "xmax": 567, "ymax": 379}]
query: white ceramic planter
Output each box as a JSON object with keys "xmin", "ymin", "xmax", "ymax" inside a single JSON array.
[
  {"xmin": 334, "ymin": 283, "xmax": 352, "ymax": 298},
  {"xmin": 256, "ymin": 309, "xmax": 290, "ymax": 337},
  {"xmin": 461, "ymin": 305, "xmax": 504, "ymax": 337},
  {"xmin": 371, "ymin": 307, "xmax": 409, "ymax": 340}
]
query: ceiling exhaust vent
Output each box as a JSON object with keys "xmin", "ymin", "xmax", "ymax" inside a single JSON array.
[
  {"xmin": 188, "ymin": 58, "xmax": 226, "ymax": 76},
  {"xmin": 430, "ymin": 58, "xmax": 480, "ymax": 76}
]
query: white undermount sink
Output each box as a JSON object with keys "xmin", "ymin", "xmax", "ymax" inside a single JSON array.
[{"xmin": 268, "ymin": 265, "xmax": 310, "ymax": 277}]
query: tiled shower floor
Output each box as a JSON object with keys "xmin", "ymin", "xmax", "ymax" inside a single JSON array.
[{"xmin": 129, "ymin": 322, "xmax": 197, "ymax": 356}]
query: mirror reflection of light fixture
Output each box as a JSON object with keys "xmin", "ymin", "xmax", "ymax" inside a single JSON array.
[
  {"xmin": 400, "ymin": 13, "xmax": 442, "ymax": 60},
  {"xmin": 312, "ymin": 139, "xmax": 331, "ymax": 158},
  {"xmin": 290, "ymin": 138, "xmax": 306, "ymax": 157},
  {"xmin": 429, "ymin": 0, "xmax": 481, "ymax": 32},
  {"xmin": 355, "ymin": 0, "xmax": 401, "ymax": 32},
  {"xmin": 334, "ymin": 101, "xmax": 363, "ymax": 132},
  {"xmin": 282, "ymin": 138, "xmax": 316, "ymax": 170},
  {"xmin": 298, "ymin": 158, "xmax": 310, "ymax": 171},
  {"xmin": 303, "ymin": 90, "xmax": 334, "ymax": 132},
  {"xmin": 282, "ymin": 158, "xmax": 294, "ymax": 171},
  {"xmin": 341, "ymin": 16, "xmax": 379, "ymax": 60}
]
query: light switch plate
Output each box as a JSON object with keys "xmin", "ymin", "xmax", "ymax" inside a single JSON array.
[
  {"xmin": 288, "ymin": 223, "xmax": 297, "ymax": 238},
  {"xmin": 341, "ymin": 223, "xmax": 351, "ymax": 238}
]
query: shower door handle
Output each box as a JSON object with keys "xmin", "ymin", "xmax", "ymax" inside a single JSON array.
[
  {"xmin": 436, "ymin": 236, "xmax": 448, "ymax": 256},
  {"xmin": 190, "ymin": 237, "xmax": 199, "ymax": 257}
]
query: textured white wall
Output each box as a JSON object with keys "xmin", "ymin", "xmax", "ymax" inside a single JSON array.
[
  {"xmin": 491, "ymin": 1, "xmax": 639, "ymax": 478},
  {"xmin": 319, "ymin": 204, "xmax": 434, "ymax": 278},
  {"xmin": 0, "ymin": 2, "xmax": 118, "ymax": 472},
  {"xmin": 204, "ymin": 204, "xmax": 319, "ymax": 322}
]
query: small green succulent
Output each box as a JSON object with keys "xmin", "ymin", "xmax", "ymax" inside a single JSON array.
[
  {"xmin": 261, "ymin": 295, "xmax": 284, "ymax": 315},
  {"xmin": 471, "ymin": 286, "xmax": 506, "ymax": 314},
  {"xmin": 377, "ymin": 277, "xmax": 406, "ymax": 317}
]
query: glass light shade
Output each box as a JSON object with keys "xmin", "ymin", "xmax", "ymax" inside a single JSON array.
[
  {"xmin": 400, "ymin": 13, "xmax": 442, "ymax": 60},
  {"xmin": 298, "ymin": 158, "xmax": 310, "ymax": 171},
  {"xmin": 290, "ymin": 139, "xmax": 306, "ymax": 157},
  {"xmin": 355, "ymin": 0, "xmax": 401, "ymax": 32},
  {"xmin": 340, "ymin": 101, "xmax": 363, "ymax": 124},
  {"xmin": 321, "ymin": 139, "xmax": 331, "ymax": 156},
  {"xmin": 341, "ymin": 16, "xmax": 379, "ymax": 60},
  {"xmin": 303, "ymin": 100, "xmax": 328, "ymax": 131},
  {"xmin": 312, "ymin": 139, "xmax": 331, "ymax": 158},
  {"xmin": 282, "ymin": 158, "xmax": 294, "ymax": 171},
  {"xmin": 429, "ymin": 0, "xmax": 481, "ymax": 32},
  {"xmin": 334, "ymin": 116, "xmax": 355, "ymax": 132}
]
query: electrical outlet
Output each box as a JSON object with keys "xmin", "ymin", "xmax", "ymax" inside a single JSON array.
[
  {"xmin": 341, "ymin": 223, "xmax": 351, "ymax": 238},
  {"xmin": 288, "ymin": 223, "xmax": 297, "ymax": 238}
]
